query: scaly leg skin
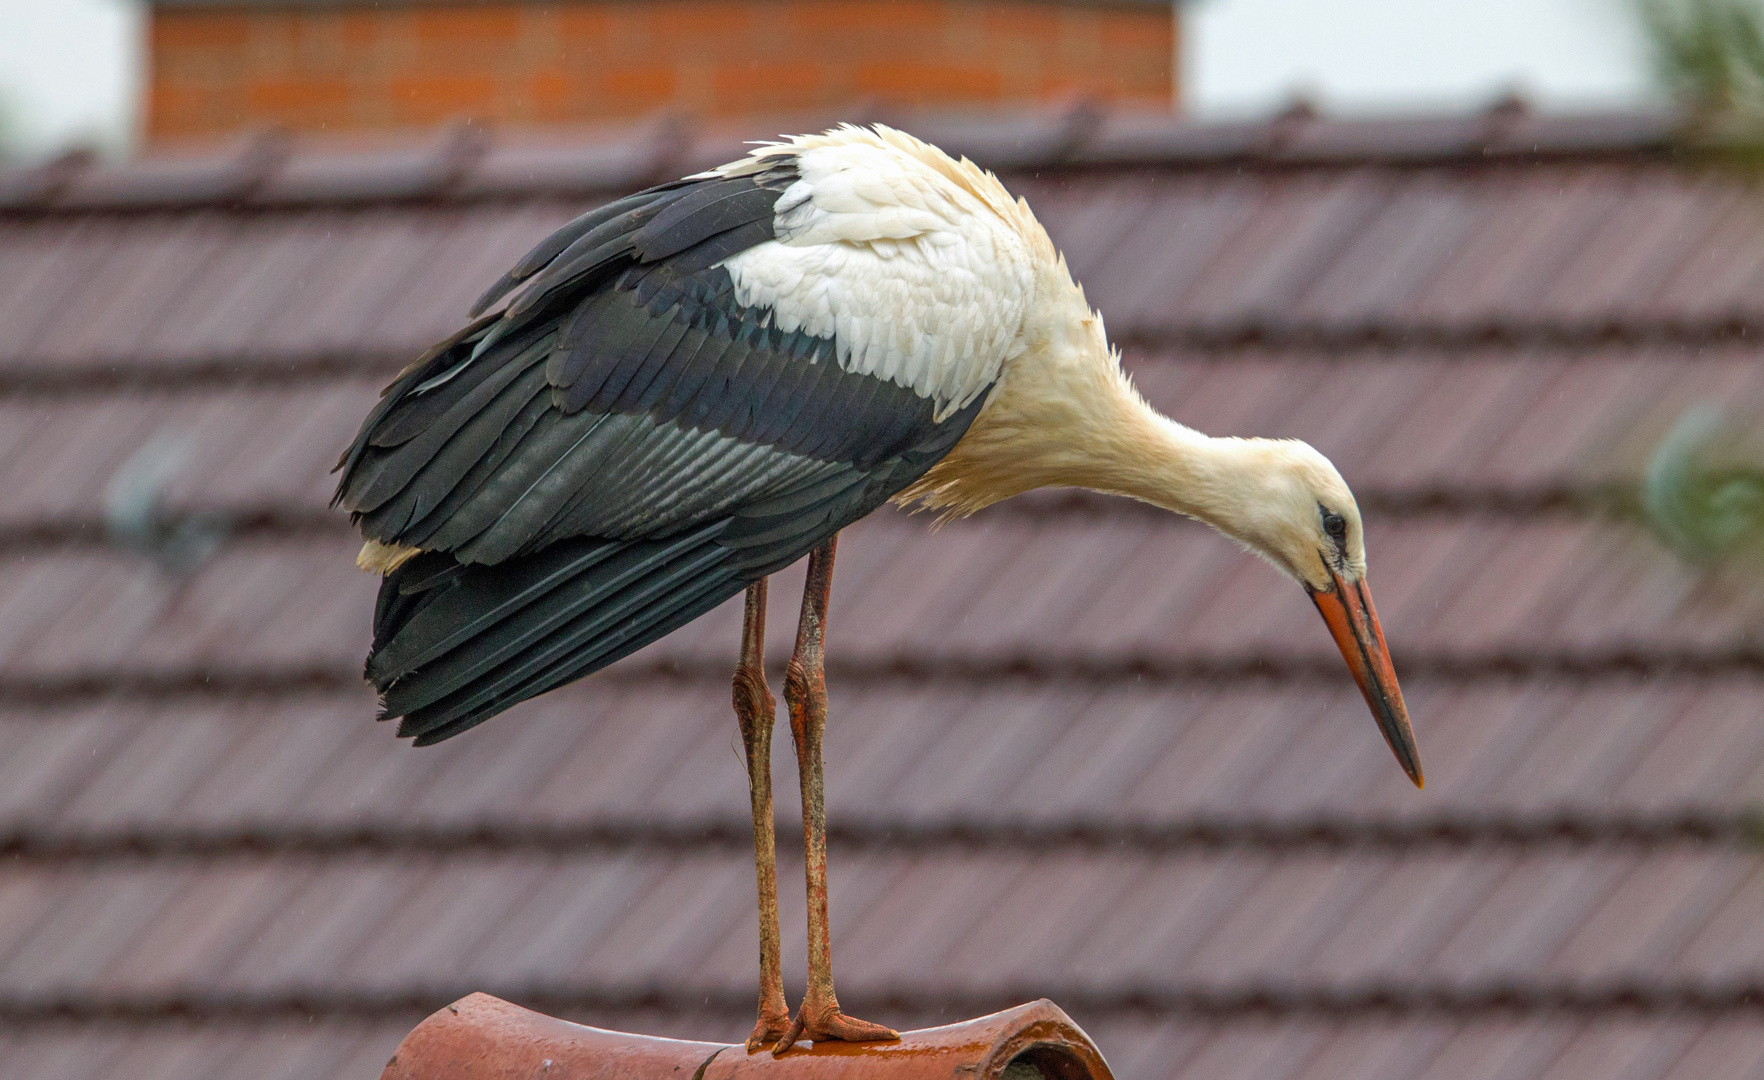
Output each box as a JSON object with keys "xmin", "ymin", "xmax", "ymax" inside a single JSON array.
[
  {"xmin": 774, "ymin": 537, "xmax": 899, "ymax": 1056},
  {"xmin": 734, "ymin": 579, "xmax": 793, "ymax": 1052}
]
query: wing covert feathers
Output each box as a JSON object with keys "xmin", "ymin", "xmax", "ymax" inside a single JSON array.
[{"xmin": 337, "ymin": 126, "xmax": 1021, "ymax": 743}]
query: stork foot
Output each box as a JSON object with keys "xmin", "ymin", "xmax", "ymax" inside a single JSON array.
[
  {"xmin": 771, "ymin": 1004, "xmax": 898, "ymax": 1055},
  {"xmin": 745, "ymin": 1008, "xmax": 793, "ymax": 1053}
]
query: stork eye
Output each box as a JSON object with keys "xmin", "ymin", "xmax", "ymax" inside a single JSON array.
[{"xmin": 1323, "ymin": 512, "xmax": 1347, "ymax": 539}]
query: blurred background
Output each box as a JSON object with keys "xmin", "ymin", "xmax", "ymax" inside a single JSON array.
[
  {"xmin": 9, "ymin": 2, "xmax": 1764, "ymax": 1079},
  {"xmin": 0, "ymin": 0, "xmax": 1668, "ymax": 161}
]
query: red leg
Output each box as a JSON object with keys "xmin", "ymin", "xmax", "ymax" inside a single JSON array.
[
  {"xmin": 774, "ymin": 536, "xmax": 898, "ymax": 1055},
  {"xmin": 733, "ymin": 579, "xmax": 791, "ymax": 1052}
]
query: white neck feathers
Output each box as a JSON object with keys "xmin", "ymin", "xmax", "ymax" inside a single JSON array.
[{"xmin": 898, "ymin": 267, "xmax": 1273, "ymax": 545}]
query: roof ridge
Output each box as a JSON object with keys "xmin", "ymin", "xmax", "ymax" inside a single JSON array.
[
  {"xmin": 0, "ymin": 104, "xmax": 1688, "ymax": 214},
  {"xmin": 10, "ymin": 978, "xmax": 1764, "ymax": 1025},
  {"xmin": 0, "ymin": 483, "xmax": 1647, "ymax": 558},
  {"xmin": 2, "ymin": 811, "xmax": 1758, "ymax": 862},
  {"xmin": 4, "ymin": 649, "xmax": 1763, "ymax": 706}
]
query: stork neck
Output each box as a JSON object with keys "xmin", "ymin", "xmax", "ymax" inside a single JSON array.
[
  {"xmin": 1070, "ymin": 384, "xmax": 1265, "ymax": 538},
  {"xmin": 899, "ymin": 271, "xmax": 1278, "ymax": 536}
]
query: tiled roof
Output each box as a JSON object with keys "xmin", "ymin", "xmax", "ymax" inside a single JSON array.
[{"xmin": 4, "ymin": 107, "xmax": 1764, "ymax": 1078}]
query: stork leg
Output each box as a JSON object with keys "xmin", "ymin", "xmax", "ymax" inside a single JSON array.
[
  {"xmin": 774, "ymin": 536, "xmax": 898, "ymax": 1054},
  {"xmin": 733, "ymin": 579, "xmax": 792, "ymax": 1053}
]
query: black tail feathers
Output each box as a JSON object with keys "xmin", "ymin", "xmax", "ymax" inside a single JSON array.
[{"xmin": 366, "ymin": 522, "xmax": 746, "ymax": 745}]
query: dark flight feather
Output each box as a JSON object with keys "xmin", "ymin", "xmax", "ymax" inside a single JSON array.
[
  {"xmin": 336, "ymin": 159, "xmax": 993, "ymax": 744},
  {"xmin": 469, "ymin": 183, "xmax": 694, "ymax": 317},
  {"xmin": 633, "ymin": 181, "xmax": 782, "ymax": 260}
]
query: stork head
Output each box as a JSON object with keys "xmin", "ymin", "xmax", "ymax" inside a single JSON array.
[{"xmin": 1208, "ymin": 439, "xmax": 1423, "ymax": 789}]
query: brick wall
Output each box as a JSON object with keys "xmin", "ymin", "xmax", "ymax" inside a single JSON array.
[{"xmin": 147, "ymin": 0, "xmax": 1176, "ymax": 141}]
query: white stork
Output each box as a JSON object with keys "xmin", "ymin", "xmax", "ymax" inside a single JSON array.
[{"xmin": 335, "ymin": 124, "xmax": 1421, "ymax": 1053}]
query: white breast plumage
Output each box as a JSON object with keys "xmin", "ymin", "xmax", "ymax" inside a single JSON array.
[{"xmin": 717, "ymin": 136, "xmax": 1035, "ymax": 421}]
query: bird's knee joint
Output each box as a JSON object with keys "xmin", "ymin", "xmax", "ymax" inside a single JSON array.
[
  {"xmin": 732, "ymin": 665, "xmax": 774, "ymax": 738},
  {"xmin": 784, "ymin": 659, "xmax": 825, "ymax": 721}
]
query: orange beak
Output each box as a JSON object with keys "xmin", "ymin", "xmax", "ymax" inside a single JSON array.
[{"xmin": 1307, "ymin": 568, "xmax": 1423, "ymax": 788}]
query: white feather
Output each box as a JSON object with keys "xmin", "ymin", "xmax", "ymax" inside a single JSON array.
[
  {"xmin": 716, "ymin": 131, "xmax": 1035, "ymax": 421},
  {"xmin": 715, "ymin": 129, "xmax": 1384, "ymax": 609}
]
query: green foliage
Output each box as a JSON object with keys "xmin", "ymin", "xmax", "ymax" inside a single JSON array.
[
  {"xmin": 1637, "ymin": 0, "xmax": 1764, "ymax": 118},
  {"xmin": 1643, "ymin": 404, "xmax": 1764, "ymax": 561}
]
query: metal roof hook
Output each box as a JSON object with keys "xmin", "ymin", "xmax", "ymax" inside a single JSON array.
[{"xmin": 102, "ymin": 430, "xmax": 232, "ymax": 575}]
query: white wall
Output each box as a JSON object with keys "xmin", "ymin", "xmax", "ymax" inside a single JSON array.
[
  {"xmin": 0, "ymin": 0, "xmax": 1664, "ymax": 160},
  {"xmin": 0, "ymin": 0, "xmax": 141, "ymax": 158},
  {"xmin": 1185, "ymin": 0, "xmax": 1657, "ymax": 116}
]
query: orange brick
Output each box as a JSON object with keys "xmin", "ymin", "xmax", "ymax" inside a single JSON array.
[
  {"xmin": 149, "ymin": 47, "xmax": 229, "ymax": 86},
  {"xmin": 247, "ymin": 77, "xmax": 353, "ymax": 113},
  {"xmin": 146, "ymin": 0, "xmax": 1175, "ymax": 140},
  {"xmin": 336, "ymin": 10, "xmax": 380, "ymax": 47},
  {"xmin": 651, "ymin": 0, "xmax": 756, "ymax": 39},
  {"xmin": 529, "ymin": 70, "xmax": 575, "ymax": 109},
  {"xmin": 147, "ymin": 82, "xmax": 217, "ymax": 140},
  {"xmin": 786, "ymin": 0, "xmax": 945, "ymax": 33},
  {"xmin": 266, "ymin": 13, "xmax": 368, "ymax": 78},
  {"xmin": 412, "ymin": 6, "xmax": 524, "ymax": 43},
  {"xmin": 546, "ymin": 3, "xmax": 624, "ymax": 52},
  {"xmin": 389, "ymin": 74, "xmax": 500, "ymax": 122},
  {"xmin": 1100, "ymin": 9, "xmax": 1170, "ymax": 45},
  {"xmin": 710, "ymin": 61, "xmax": 825, "ymax": 114},
  {"xmin": 152, "ymin": 11, "xmax": 252, "ymax": 50},
  {"xmin": 855, "ymin": 60, "xmax": 1002, "ymax": 103},
  {"xmin": 979, "ymin": 2, "xmax": 1062, "ymax": 40},
  {"xmin": 550, "ymin": 5, "xmax": 618, "ymax": 41},
  {"xmin": 601, "ymin": 66, "xmax": 678, "ymax": 101},
  {"xmin": 530, "ymin": 69, "xmax": 616, "ymax": 123},
  {"xmin": 248, "ymin": 77, "xmax": 355, "ymax": 125}
]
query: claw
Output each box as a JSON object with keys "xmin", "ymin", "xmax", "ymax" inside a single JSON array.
[
  {"xmin": 746, "ymin": 1010, "xmax": 792, "ymax": 1053},
  {"xmin": 772, "ymin": 1006, "xmax": 898, "ymax": 1055}
]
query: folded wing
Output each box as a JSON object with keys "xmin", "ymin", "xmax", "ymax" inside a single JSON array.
[{"xmin": 334, "ymin": 150, "xmax": 1005, "ymax": 744}]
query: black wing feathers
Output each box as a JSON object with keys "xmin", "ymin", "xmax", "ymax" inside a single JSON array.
[
  {"xmin": 346, "ymin": 330, "xmax": 555, "ymax": 517},
  {"xmin": 633, "ymin": 182, "xmax": 783, "ymax": 260},
  {"xmin": 382, "ymin": 523, "xmax": 735, "ymax": 744},
  {"xmin": 338, "ymin": 158, "xmax": 996, "ymax": 745},
  {"xmin": 368, "ymin": 356, "xmax": 558, "ymax": 548},
  {"xmin": 369, "ymin": 533, "xmax": 630, "ymax": 688},
  {"xmin": 470, "ymin": 179, "xmax": 693, "ymax": 318},
  {"xmin": 332, "ymin": 315, "xmax": 500, "ymax": 490}
]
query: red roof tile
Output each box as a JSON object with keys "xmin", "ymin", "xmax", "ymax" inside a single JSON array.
[
  {"xmin": 5, "ymin": 678, "xmax": 1764, "ymax": 865},
  {"xmin": 2, "ymin": 107, "xmax": 1764, "ymax": 1076},
  {"xmin": 1, "ymin": 848, "xmax": 1762, "ymax": 997},
  {"xmin": 6, "ymin": 509, "xmax": 1764, "ymax": 682}
]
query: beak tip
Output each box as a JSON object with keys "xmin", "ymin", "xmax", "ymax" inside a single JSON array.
[
  {"xmin": 1392, "ymin": 740, "xmax": 1424, "ymax": 789},
  {"xmin": 1309, "ymin": 574, "xmax": 1425, "ymax": 794},
  {"xmin": 1396, "ymin": 746, "xmax": 1424, "ymax": 789}
]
